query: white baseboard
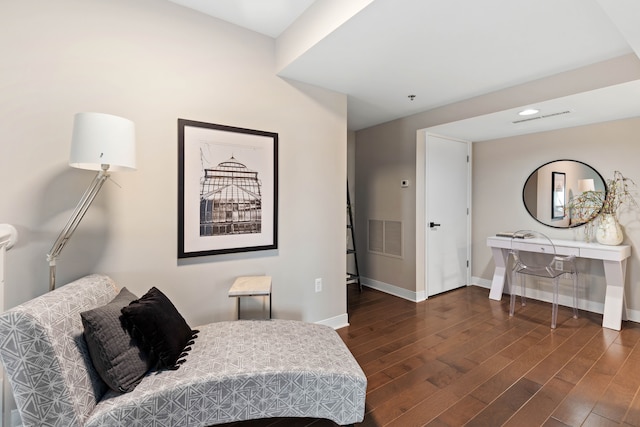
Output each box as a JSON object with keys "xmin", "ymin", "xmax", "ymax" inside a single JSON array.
[
  {"xmin": 628, "ymin": 308, "xmax": 640, "ymax": 324},
  {"xmin": 360, "ymin": 277, "xmax": 426, "ymax": 302},
  {"xmin": 471, "ymin": 276, "xmax": 492, "ymax": 289},
  {"xmin": 316, "ymin": 313, "xmax": 349, "ymax": 330},
  {"xmin": 470, "ymin": 276, "xmax": 640, "ymax": 324},
  {"xmin": 357, "ymin": 275, "xmax": 640, "ymax": 326}
]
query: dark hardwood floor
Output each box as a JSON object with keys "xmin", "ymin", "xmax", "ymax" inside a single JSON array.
[{"xmin": 224, "ymin": 284, "xmax": 640, "ymax": 427}]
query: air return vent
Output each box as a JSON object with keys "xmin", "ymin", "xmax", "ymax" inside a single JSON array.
[
  {"xmin": 368, "ymin": 219, "xmax": 403, "ymax": 258},
  {"xmin": 512, "ymin": 110, "xmax": 571, "ymax": 124}
]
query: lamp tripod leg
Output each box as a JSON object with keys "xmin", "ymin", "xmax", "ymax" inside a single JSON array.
[
  {"xmin": 49, "ymin": 261, "xmax": 56, "ymax": 292},
  {"xmin": 46, "ymin": 167, "xmax": 109, "ymax": 291}
]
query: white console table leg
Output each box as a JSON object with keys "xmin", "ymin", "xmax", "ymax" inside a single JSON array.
[
  {"xmin": 602, "ymin": 259, "xmax": 627, "ymax": 331},
  {"xmin": 489, "ymin": 247, "xmax": 509, "ymax": 301}
]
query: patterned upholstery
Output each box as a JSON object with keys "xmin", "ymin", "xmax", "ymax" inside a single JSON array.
[
  {"xmin": 87, "ymin": 320, "xmax": 367, "ymax": 426},
  {"xmin": 0, "ymin": 275, "xmax": 367, "ymax": 427},
  {"xmin": 0, "ymin": 274, "xmax": 117, "ymax": 427}
]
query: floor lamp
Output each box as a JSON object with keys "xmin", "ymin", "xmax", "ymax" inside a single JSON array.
[{"xmin": 47, "ymin": 112, "xmax": 136, "ymax": 291}]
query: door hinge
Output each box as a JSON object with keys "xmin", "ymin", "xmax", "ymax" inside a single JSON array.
[
  {"xmin": 467, "ymin": 260, "xmax": 469, "ymax": 268},
  {"xmin": 467, "ymin": 155, "xmax": 469, "ymax": 163}
]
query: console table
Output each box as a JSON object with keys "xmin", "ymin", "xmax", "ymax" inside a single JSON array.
[{"xmin": 486, "ymin": 236, "xmax": 631, "ymax": 331}]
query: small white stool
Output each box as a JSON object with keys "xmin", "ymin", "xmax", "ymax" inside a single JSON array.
[{"xmin": 228, "ymin": 276, "xmax": 272, "ymax": 320}]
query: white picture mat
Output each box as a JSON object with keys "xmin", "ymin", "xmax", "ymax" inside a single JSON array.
[{"xmin": 182, "ymin": 125, "xmax": 275, "ymax": 254}]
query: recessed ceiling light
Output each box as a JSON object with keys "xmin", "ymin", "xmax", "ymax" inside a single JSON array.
[{"xmin": 518, "ymin": 108, "xmax": 539, "ymax": 116}]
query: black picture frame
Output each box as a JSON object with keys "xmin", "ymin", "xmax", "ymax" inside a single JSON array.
[
  {"xmin": 551, "ymin": 171, "xmax": 566, "ymax": 220},
  {"xmin": 178, "ymin": 119, "xmax": 278, "ymax": 258}
]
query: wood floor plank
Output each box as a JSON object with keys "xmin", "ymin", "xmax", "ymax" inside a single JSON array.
[
  {"xmin": 365, "ymin": 351, "xmax": 446, "ymax": 395},
  {"xmin": 466, "ymin": 377, "xmax": 542, "ymax": 426},
  {"xmin": 554, "ymin": 327, "xmax": 620, "ymax": 385},
  {"xmin": 447, "ymin": 353, "xmax": 514, "ymax": 399},
  {"xmin": 582, "ymin": 412, "xmax": 621, "ymax": 426},
  {"xmin": 549, "ymin": 340, "xmax": 634, "ymax": 426},
  {"xmin": 345, "ymin": 309, "xmax": 455, "ymax": 357},
  {"xmin": 623, "ymin": 373, "xmax": 640, "ymax": 425},
  {"xmin": 383, "ymin": 389, "xmax": 462, "ymax": 427},
  {"xmin": 524, "ymin": 319, "xmax": 600, "ymax": 386},
  {"xmin": 503, "ymin": 376, "xmax": 575, "ymax": 426},
  {"xmin": 365, "ymin": 356, "xmax": 445, "ymax": 408},
  {"xmin": 469, "ymin": 329, "xmax": 565, "ymax": 405},
  {"xmin": 426, "ymin": 394, "xmax": 486, "ymax": 426},
  {"xmin": 464, "ymin": 310, "xmax": 545, "ymax": 364},
  {"xmin": 592, "ymin": 325, "xmax": 640, "ymax": 423},
  {"xmin": 371, "ymin": 350, "xmax": 516, "ymax": 425},
  {"xmin": 543, "ymin": 417, "xmax": 573, "ymax": 427},
  {"xmin": 357, "ymin": 328, "xmax": 445, "ymax": 375}
]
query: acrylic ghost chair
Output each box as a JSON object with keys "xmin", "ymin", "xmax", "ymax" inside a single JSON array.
[{"xmin": 508, "ymin": 230, "xmax": 579, "ymax": 329}]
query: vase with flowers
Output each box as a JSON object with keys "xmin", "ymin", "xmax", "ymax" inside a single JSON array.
[{"xmin": 567, "ymin": 171, "xmax": 638, "ymax": 245}]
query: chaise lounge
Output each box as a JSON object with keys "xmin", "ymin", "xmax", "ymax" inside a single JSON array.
[{"xmin": 0, "ymin": 274, "xmax": 366, "ymax": 426}]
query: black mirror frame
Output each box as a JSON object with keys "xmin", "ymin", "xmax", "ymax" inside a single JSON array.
[{"xmin": 522, "ymin": 159, "xmax": 606, "ymax": 229}]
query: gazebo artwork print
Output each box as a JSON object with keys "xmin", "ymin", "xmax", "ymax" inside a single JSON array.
[
  {"xmin": 178, "ymin": 119, "xmax": 277, "ymax": 258},
  {"xmin": 200, "ymin": 156, "xmax": 262, "ymax": 236}
]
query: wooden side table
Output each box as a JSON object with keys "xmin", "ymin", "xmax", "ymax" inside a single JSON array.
[{"xmin": 228, "ymin": 276, "xmax": 272, "ymax": 320}]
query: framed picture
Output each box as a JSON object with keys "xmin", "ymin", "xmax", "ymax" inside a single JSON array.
[
  {"xmin": 551, "ymin": 171, "xmax": 566, "ymax": 220},
  {"xmin": 178, "ymin": 119, "xmax": 278, "ymax": 258}
]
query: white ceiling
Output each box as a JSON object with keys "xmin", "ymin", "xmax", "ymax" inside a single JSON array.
[
  {"xmin": 166, "ymin": 0, "xmax": 315, "ymax": 38},
  {"xmin": 168, "ymin": 0, "xmax": 640, "ymax": 138}
]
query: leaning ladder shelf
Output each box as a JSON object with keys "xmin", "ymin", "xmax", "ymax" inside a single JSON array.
[{"xmin": 347, "ymin": 183, "xmax": 362, "ymax": 291}]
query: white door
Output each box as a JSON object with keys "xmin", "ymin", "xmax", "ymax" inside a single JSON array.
[{"xmin": 426, "ymin": 134, "xmax": 470, "ymax": 296}]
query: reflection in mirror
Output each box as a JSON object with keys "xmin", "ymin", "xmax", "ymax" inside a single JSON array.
[{"xmin": 522, "ymin": 160, "xmax": 606, "ymax": 228}]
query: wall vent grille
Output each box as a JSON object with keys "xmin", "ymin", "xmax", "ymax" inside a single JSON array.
[{"xmin": 368, "ymin": 219, "xmax": 403, "ymax": 258}]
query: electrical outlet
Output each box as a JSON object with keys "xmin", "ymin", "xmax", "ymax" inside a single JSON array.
[
  {"xmin": 315, "ymin": 278, "xmax": 322, "ymax": 292},
  {"xmin": 555, "ymin": 260, "xmax": 563, "ymax": 270}
]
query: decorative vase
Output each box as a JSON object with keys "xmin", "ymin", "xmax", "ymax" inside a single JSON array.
[{"xmin": 596, "ymin": 214, "xmax": 623, "ymax": 245}]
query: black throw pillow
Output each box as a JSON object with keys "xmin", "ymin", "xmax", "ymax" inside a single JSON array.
[
  {"xmin": 121, "ymin": 287, "xmax": 197, "ymax": 369},
  {"xmin": 81, "ymin": 287, "xmax": 152, "ymax": 393}
]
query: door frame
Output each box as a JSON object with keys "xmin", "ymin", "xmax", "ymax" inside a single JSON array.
[{"xmin": 416, "ymin": 130, "xmax": 472, "ymax": 299}]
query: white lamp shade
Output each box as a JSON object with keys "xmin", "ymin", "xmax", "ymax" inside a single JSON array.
[
  {"xmin": 69, "ymin": 112, "xmax": 136, "ymax": 171},
  {"xmin": 578, "ymin": 178, "xmax": 595, "ymax": 193}
]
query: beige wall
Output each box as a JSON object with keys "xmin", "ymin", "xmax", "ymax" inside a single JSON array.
[
  {"xmin": 356, "ymin": 54, "xmax": 640, "ymax": 306},
  {"xmin": 473, "ymin": 117, "xmax": 640, "ymax": 313},
  {"xmin": 356, "ymin": 119, "xmax": 418, "ymax": 292},
  {"xmin": 0, "ymin": 0, "xmax": 348, "ymax": 326}
]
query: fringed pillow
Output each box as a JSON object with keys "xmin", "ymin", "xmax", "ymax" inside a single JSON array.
[{"xmin": 121, "ymin": 287, "xmax": 198, "ymax": 369}]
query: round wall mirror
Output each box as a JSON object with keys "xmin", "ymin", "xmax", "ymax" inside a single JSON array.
[{"xmin": 522, "ymin": 159, "xmax": 606, "ymax": 228}]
